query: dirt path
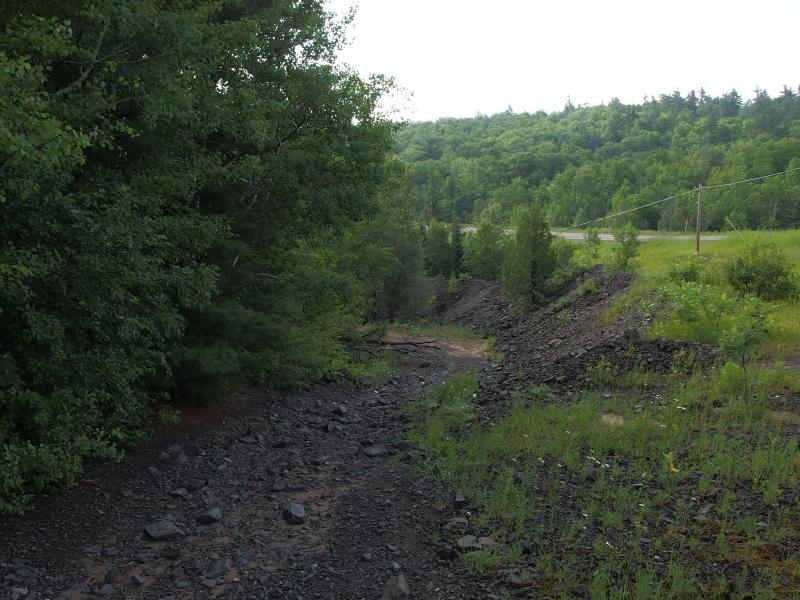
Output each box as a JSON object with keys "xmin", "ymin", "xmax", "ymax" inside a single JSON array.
[{"xmin": 0, "ymin": 339, "xmax": 495, "ymax": 600}]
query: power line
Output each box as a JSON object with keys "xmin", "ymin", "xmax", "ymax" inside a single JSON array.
[
  {"xmin": 557, "ymin": 164, "xmax": 800, "ymax": 231},
  {"xmin": 700, "ymin": 164, "xmax": 800, "ymax": 190},
  {"xmin": 559, "ymin": 189, "xmax": 695, "ymax": 231}
]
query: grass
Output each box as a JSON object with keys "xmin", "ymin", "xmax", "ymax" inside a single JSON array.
[
  {"xmin": 388, "ymin": 320, "xmax": 483, "ymax": 341},
  {"xmin": 344, "ymin": 355, "xmax": 398, "ymax": 383},
  {"xmin": 410, "ymin": 366, "xmax": 800, "ymax": 598},
  {"xmin": 594, "ymin": 230, "xmax": 800, "ymax": 358}
]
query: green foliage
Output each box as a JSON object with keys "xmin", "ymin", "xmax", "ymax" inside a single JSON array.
[
  {"xmin": 653, "ymin": 282, "xmax": 774, "ymax": 359},
  {"xmin": 411, "ymin": 365, "xmax": 800, "ymax": 597},
  {"xmin": 502, "ymin": 203, "xmax": 555, "ymax": 306},
  {"xmin": 577, "ymin": 276, "xmax": 599, "ymax": 296},
  {"xmin": 450, "ymin": 220, "xmax": 464, "ymax": 276},
  {"xmin": 424, "ymin": 220, "xmax": 453, "ymax": 277},
  {"xmin": 463, "ymin": 212, "xmax": 506, "ymax": 280},
  {"xmin": 0, "ymin": 1, "xmax": 405, "ymax": 510},
  {"xmin": 583, "ymin": 227, "xmax": 602, "ymax": 260},
  {"xmin": 611, "ymin": 224, "xmax": 640, "ymax": 270},
  {"xmin": 396, "ymin": 89, "xmax": 800, "ymax": 230},
  {"xmin": 665, "ymin": 258, "xmax": 703, "ymax": 283},
  {"xmin": 724, "ymin": 243, "xmax": 798, "ymax": 301},
  {"xmin": 549, "ymin": 237, "xmax": 579, "ymax": 285}
]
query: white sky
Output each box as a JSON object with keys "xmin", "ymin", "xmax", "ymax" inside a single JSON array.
[{"xmin": 325, "ymin": 0, "xmax": 800, "ymax": 122}]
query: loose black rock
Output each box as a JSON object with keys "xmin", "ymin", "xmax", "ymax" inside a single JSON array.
[
  {"xmin": 143, "ymin": 521, "xmax": 185, "ymax": 541},
  {"xmin": 282, "ymin": 503, "xmax": 306, "ymax": 525}
]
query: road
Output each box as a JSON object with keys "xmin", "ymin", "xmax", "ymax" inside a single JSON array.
[
  {"xmin": 460, "ymin": 226, "xmax": 724, "ymax": 242},
  {"xmin": 553, "ymin": 231, "xmax": 725, "ymax": 242}
]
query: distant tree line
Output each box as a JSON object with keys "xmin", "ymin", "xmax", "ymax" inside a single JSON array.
[{"xmin": 397, "ymin": 88, "xmax": 800, "ymax": 230}]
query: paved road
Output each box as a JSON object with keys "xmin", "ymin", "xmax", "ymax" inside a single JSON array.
[
  {"xmin": 554, "ymin": 231, "xmax": 725, "ymax": 242},
  {"xmin": 460, "ymin": 226, "xmax": 724, "ymax": 242}
]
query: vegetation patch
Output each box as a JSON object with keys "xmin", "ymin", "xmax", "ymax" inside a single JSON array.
[{"xmin": 410, "ymin": 367, "xmax": 800, "ymax": 598}]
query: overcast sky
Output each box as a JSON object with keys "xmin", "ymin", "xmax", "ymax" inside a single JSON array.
[{"xmin": 325, "ymin": 0, "xmax": 800, "ymax": 122}]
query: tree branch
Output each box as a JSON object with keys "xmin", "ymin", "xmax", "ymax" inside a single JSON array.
[{"xmin": 56, "ymin": 21, "xmax": 109, "ymax": 96}]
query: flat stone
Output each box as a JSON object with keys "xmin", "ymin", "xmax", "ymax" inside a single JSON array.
[
  {"xmin": 456, "ymin": 535, "xmax": 480, "ymax": 550},
  {"xmin": 166, "ymin": 444, "xmax": 184, "ymax": 458},
  {"xmin": 196, "ymin": 508, "xmax": 223, "ymax": 524},
  {"xmin": 144, "ymin": 521, "xmax": 185, "ymax": 541},
  {"xmin": 204, "ymin": 558, "xmax": 232, "ymax": 579},
  {"xmin": 282, "ymin": 503, "xmax": 305, "ymax": 525},
  {"xmin": 168, "ymin": 488, "xmax": 189, "ymax": 498},
  {"xmin": 239, "ymin": 435, "xmax": 257, "ymax": 444},
  {"xmin": 183, "ymin": 479, "xmax": 206, "ymax": 492},
  {"xmin": 382, "ymin": 574, "xmax": 410, "ymax": 600},
  {"xmin": 363, "ymin": 445, "xmax": 387, "ymax": 458},
  {"xmin": 270, "ymin": 479, "xmax": 287, "ymax": 492},
  {"xmin": 326, "ymin": 421, "xmax": 344, "ymax": 434}
]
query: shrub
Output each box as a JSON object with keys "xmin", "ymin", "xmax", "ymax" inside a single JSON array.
[
  {"xmin": 502, "ymin": 203, "xmax": 555, "ymax": 306},
  {"xmin": 424, "ymin": 220, "xmax": 452, "ymax": 277},
  {"xmin": 666, "ymin": 258, "xmax": 703, "ymax": 283},
  {"xmin": 724, "ymin": 243, "xmax": 798, "ymax": 301},
  {"xmin": 583, "ymin": 227, "xmax": 602, "ymax": 260},
  {"xmin": 463, "ymin": 218, "xmax": 505, "ymax": 280},
  {"xmin": 550, "ymin": 237, "xmax": 578, "ymax": 285},
  {"xmin": 654, "ymin": 282, "xmax": 774, "ymax": 357},
  {"xmin": 577, "ymin": 276, "xmax": 598, "ymax": 296},
  {"xmin": 612, "ymin": 224, "xmax": 640, "ymax": 270}
]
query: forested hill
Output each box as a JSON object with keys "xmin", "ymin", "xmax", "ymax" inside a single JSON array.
[{"xmin": 395, "ymin": 89, "xmax": 800, "ymax": 230}]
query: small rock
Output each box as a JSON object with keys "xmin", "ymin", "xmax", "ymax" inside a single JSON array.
[
  {"xmin": 333, "ymin": 404, "xmax": 347, "ymax": 417},
  {"xmin": 456, "ymin": 535, "xmax": 480, "ymax": 550},
  {"xmin": 169, "ymin": 488, "xmax": 189, "ymax": 498},
  {"xmin": 326, "ymin": 421, "xmax": 344, "ymax": 434},
  {"xmin": 362, "ymin": 552, "xmax": 373, "ymax": 561},
  {"xmin": 270, "ymin": 479, "xmax": 287, "ymax": 492},
  {"xmin": 382, "ymin": 574, "xmax": 410, "ymax": 600},
  {"xmin": 204, "ymin": 558, "xmax": 233, "ymax": 579},
  {"xmin": 166, "ymin": 444, "xmax": 184, "ymax": 458},
  {"xmin": 282, "ymin": 503, "xmax": 305, "ymax": 525},
  {"xmin": 144, "ymin": 521, "xmax": 185, "ymax": 541},
  {"xmin": 163, "ymin": 545, "xmax": 181, "ymax": 560},
  {"xmin": 453, "ymin": 493, "xmax": 467, "ymax": 509},
  {"xmin": 437, "ymin": 546, "xmax": 458, "ymax": 560},
  {"xmin": 239, "ymin": 435, "xmax": 257, "ymax": 444},
  {"xmin": 131, "ymin": 574, "xmax": 146, "ymax": 586},
  {"xmin": 183, "ymin": 479, "xmax": 206, "ymax": 492},
  {"xmin": 363, "ymin": 445, "xmax": 387, "ymax": 458},
  {"xmin": 196, "ymin": 508, "xmax": 223, "ymax": 524}
]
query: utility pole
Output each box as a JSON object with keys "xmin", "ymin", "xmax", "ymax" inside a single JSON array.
[{"xmin": 695, "ymin": 183, "xmax": 703, "ymax": 254}]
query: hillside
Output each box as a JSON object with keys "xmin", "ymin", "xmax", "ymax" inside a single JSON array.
[{"xmin": 396, "ymin": 89, "xmax": 800, "ymax": 230}]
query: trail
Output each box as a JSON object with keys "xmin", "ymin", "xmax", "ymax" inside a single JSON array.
[{"xmin": 0, "ymin": 335, "xmax": 493, "ymax": 600}]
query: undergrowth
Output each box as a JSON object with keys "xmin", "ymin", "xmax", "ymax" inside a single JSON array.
[{"xmin": 410, "ymin": 366, "xmax": 800, "ymax": 598}]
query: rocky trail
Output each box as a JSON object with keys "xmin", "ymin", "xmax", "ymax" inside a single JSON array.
[
  {"xmin": 0, "ymin": 267, "xmax": 704, "ymax": 600},
  {"xmin": 0, "ymin": 337, "xmax": 493, "ymax": 600}
]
